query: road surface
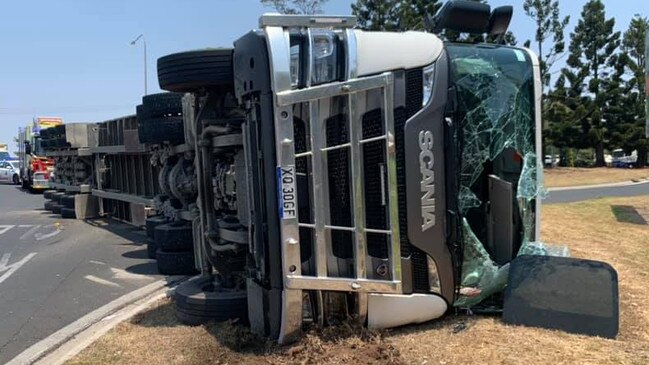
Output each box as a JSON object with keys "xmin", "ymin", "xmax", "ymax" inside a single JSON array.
[
  {"xmin": 545, "ymin": 181, "xmax": 649, "ymax": 204},
  {"xmin": 0, "ymin": 184, "xmax": 162, "ymax": 364}
]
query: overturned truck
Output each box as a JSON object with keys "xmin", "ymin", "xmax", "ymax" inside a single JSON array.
[{"xmin": 151, "ymin": 1, "xmax": 619, "ymax": 343}]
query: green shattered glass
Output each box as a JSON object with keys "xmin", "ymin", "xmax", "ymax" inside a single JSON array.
[{"xmin": 446, "ymin": 44, "xmax": 562, "ymax": 308}]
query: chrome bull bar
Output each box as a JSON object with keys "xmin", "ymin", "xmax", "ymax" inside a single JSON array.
[{"xmin": 262, "ymin": 16, "xmax": 402, "ymax": 343}]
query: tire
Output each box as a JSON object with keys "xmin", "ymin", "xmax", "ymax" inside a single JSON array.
[
  {"xmin": 145, "ymin": 216, "xmax": 168, "ymax": 239},
  {"xmin": 51, "ymin": 204, "xmax": 63, "ymax": 214},
  {"xmin": 154, "ymin": 223, "xmax": 193, "ymax": 252},
  {"xmin": 61, "ymin": 207, "xmax": 76, "ymax": 219},
  {"xmin": 138, "ymin": 116, "xmax": 185, "ymax": 145},
  {"xmin": 43, "ymin": 190, "xmax": 56, "ymax": 199},
  {"xmin": 156, "ymin": 249, "xmax": 197, "ymax": 275},
  {"xmin": 52, "ymin": 192, "xmax": 66, "ymax": 203},
  {"xmin": 157, "ymin": 49, "xmax": 234, "ymax": 92},
  {"xmin": 44, "ymin": 201, "xmax": 57, "ymax": 211},
  {"xmin": 147, "ymin": 238, "xmax": 158, "ymax": 259},
  {"xmin": 13, "ymin": 174, "xmax": 20, "ymax": 185},
  {"xmin": 61, "ymin": 195, "xmax": 75, "ymax": 209},
  {"xmin": 173, "ymin": 276, "xmax": 248, "ymax": 325},
  {"xmin": 141, "ymin": 92, "xmax": 184, "ymax": 119}
]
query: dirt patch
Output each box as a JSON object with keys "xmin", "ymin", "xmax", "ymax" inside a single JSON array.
[
  {"xmin": 67, "ymin": 196, "xmax": 649, "ymax": 365},
  {"xmin": 544, "ymin": 167, "xmax": 649, "ymax": 188}
]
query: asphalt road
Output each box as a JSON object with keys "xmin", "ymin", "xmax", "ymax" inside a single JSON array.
[
  {"xmin": 545, "ymin": 181, "xmax": 649, "ymax": 204},
  {"xmin": 0, "ymin": 184, "xmax": 163, "ymax": 364}
]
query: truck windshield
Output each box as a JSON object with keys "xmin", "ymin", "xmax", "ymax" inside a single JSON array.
[
  {"xmin": 447, "ymin": 44, "xmax": 540, "ymax": 308},
  {"xmin": 447, "ymin": 44, "xmax": 535, "ymax": 210}
]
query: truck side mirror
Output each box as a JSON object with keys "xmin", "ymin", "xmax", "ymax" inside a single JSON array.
[{"xmin": 25, "ymin": 142, "xmax": 32, "ymax": 155}]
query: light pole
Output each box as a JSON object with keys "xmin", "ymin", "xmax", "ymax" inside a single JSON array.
[{"xmin": 130, "ymin": 34, "xmax": 147, "ymax": 95}]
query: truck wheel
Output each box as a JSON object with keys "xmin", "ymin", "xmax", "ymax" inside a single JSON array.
[
  {"xmin": 51, "ymin": 204, "xmax": 64, "ymax": 214},
  {"xmin": 146, "ymin": 216, "xmax": 168, "ymax": 239},
  {"xmin": 22, "ymin": 179, "xmax": 29, "ymax": 190},
  {"xmin": 154, "ymin": 223, "xmax": 193, "ymax": 252},
  {"xmin": 173, "ymin": 276, "xmax": 248, "ymax": 325},
  {"xmin": 44, "ymin": 201, "xmax": 57, "ymax": 211},
  {"xmin": 147, "ymin": 238, "xmax": 158, "ymax": 259},
  {"xmin": 50, "ymin": 191, "xmax": 65, "ymax": 203},
  {"xmin": 52, "ymin": 192, "xmax": 66, "ymax": 203},
  {"xmin": 157, "ymin": 49, "xmax": 234, "ymax": 92},
  {"xmin": 43, "ymin": 190, "xmax": 56, "ymax": 199},
  {"xmin": 137, "ymin": 117, "xmax": 185, "ymax": 145},
  {"xmin": 156, "ymin": 249, "xmax": 197, "ymax": 275},
  {"xmin": 61, "ymin": 208, "xmax": 76, "ymax": 219},
  {"xmin": 141, "ymin": 92, "xmax": 184, "ymax": 119},
  {"xmin": 61, "ymin": 195, "xmax": 75, "ymax": 209}
]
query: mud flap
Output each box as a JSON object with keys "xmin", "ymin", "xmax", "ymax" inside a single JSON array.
[{"xmin": 503, "ymin": 255, "xmax": 619, "ymax": 339}]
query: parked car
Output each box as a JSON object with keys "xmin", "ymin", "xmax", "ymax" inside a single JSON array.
[
  {"xmin": 544, "ymin": 154, "xmax": 559, "ymax": 167},
  {"xmin": 611, "ymin": 149, "xmax": 637, "ymax": 168},
  {"xmin": 0, "ymin": 160, "xmax": 21, "ymax": 185}
]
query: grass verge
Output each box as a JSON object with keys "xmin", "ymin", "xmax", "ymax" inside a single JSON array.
[
  {"xmin": 67, "ymin": 196, "xmax": 649, "ymax": 365},
  {"xmin": 544, "ymin": 167, "xmax": 649, "ymax": 188}
]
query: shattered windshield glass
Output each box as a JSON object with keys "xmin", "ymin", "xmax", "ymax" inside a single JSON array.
[{"xmin": 446, "ymin": 44, "xmax": 554, "ymax": 308}]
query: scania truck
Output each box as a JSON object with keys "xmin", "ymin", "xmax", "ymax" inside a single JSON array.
[{"xmin": 142, "ymin": 0, "xmax": 618, "ymax": 342}]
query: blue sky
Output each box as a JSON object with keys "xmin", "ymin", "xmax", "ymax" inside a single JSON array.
[{"xmin": 1, "ymin": 0, "xmax": 646, "ymax": 153}]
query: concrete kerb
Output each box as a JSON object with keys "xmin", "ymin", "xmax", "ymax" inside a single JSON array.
[
  {"xmin": 6, "ymin": 276, "xmax": 190, "ymax": 365},
  {"xmin": 547, "ymin": 178, "xmax": 649, "ymax": 192}
]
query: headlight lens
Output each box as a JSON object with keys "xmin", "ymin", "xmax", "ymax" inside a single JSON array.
[
  {"xmin": 310, "ymin": 30, "xmax": 338, "ymax": 85},
  {"xmin": 423, "ymin": 63, "xmax": 436, "ymax": 107}
]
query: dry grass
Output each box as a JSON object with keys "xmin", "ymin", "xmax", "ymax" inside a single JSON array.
[
  {"xmin": 544, "ymin": 167, "xmax": 649, "ymax": 188},
  {"xmin": 67, "ymin": 196, "xmax": 649, "ymax": 365}
]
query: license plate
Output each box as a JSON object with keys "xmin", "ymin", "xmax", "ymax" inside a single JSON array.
[{"xmin": 277, "ymin": 165, "xmax": 296, "ymax": 220}]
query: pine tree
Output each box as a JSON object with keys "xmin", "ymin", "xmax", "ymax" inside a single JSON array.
[
  {"xmin": 351, "ymin": 0, "xmax": 515, "ymax": 45},
  {"xmin": 351, "ymin": 0, "xmax": 439, "ymax": 32},
  {"xmin": 563, "ymin": 0, "xmax": 620, "ymax": 166},
  {"xmin": 615, "ymin": 15, "xmax": 649, "ymax": 166},
  {"xmin": 523, "ymin": 0, "xmax": 570, "ymax": 87}
]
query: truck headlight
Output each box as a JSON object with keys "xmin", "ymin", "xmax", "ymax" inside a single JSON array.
[
  {"xmin": 423, "ymin": 63, "xmax": 436, "ymax": 107},
  {"xmin": 309, "ymin": 30, "xmax": 340, "ymax": 86}
]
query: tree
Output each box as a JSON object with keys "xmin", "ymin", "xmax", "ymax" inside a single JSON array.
[
  {"xmin": 351, "ymin": 0, "xmax": 516, "ymax": 45},
  {"xmin": 563, "ymin": 0, "xmax": 620, "ymax": 166},
  {"xmin": 261, "ymin": 0, "xmax": 328, "ymax": 14},
  {"xmin": 351, "ymin": 0, "xmax": 440, "ymax": 32},
  {"xmin": 523, "ymin": 0, "xmax": 570, "ymax": 87},
  {"xmin": 615, "ymin": 15, "xmax": 649, "ymax": 166}
]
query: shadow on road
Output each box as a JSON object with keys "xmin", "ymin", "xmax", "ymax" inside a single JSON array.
[
  {"xmin": 122, "ymin": 248, "xmax": 149, "ymax": 260},
  {"xmin": 124, "ymin": 262, "xmax": 159, "ymax": 275},
  {"xmin": 83, "ymin": 218, "xmax": 147, "ymax": 245},
  {"xmin": 610, "ymin": 205, "xmax": 648, "ymax": 225}
]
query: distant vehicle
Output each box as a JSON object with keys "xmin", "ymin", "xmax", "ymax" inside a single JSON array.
[
  {"xmin": 0, "ymin": 160, "xmax": 21, "ymax": 185},
  {"xmin": 611, "ymin": 149, "xmax": 637, "ymax": 168},
  {"xmin": 17, "ymin": 117, "xmax": 63, "ymax": 191},
  {"xmin": 544, "ymin": 154, "xmax": 559, "ymax": 167},
  {"xmin": 0, "ymin": 143, "xmax": 13, "ymax": 161}
]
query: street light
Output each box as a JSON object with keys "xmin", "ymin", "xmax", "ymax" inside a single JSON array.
[{"xmin": 130, "ymin": 34, "xmax": 147, "ymax": 95}]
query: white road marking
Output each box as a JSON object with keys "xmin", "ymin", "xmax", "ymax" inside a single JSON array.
[
  {"xmin": 84, "ymin": 275, "xmax": 121, "ymax": 288},
  {"xmin": 110, "ymin": 267, "xmax": 150, "ymax": 280},
  {"xmin": 34, "ymin": 225, "xmax": 62, "ymax": 241},
  {"xmin": 89, "ymin": 260, "xmax": 107, "ymax": 265},
  {"xmin": 18, "ymin": 224, "xmax": 34, "ymax": 228},
  {"xmin": 0, "ymin": 253, "xmax": 10, "ymax": 270},
  {"xmin": 0, "ymin": 252, "xmax": 37, "ymax": 285},
  {"xmin": 19, "ymin": 225, "xmax": 42, "ymax": 240},
  {"xmin": 0, "ymin": 225, "xmax": 15, "ymax": 236}
]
